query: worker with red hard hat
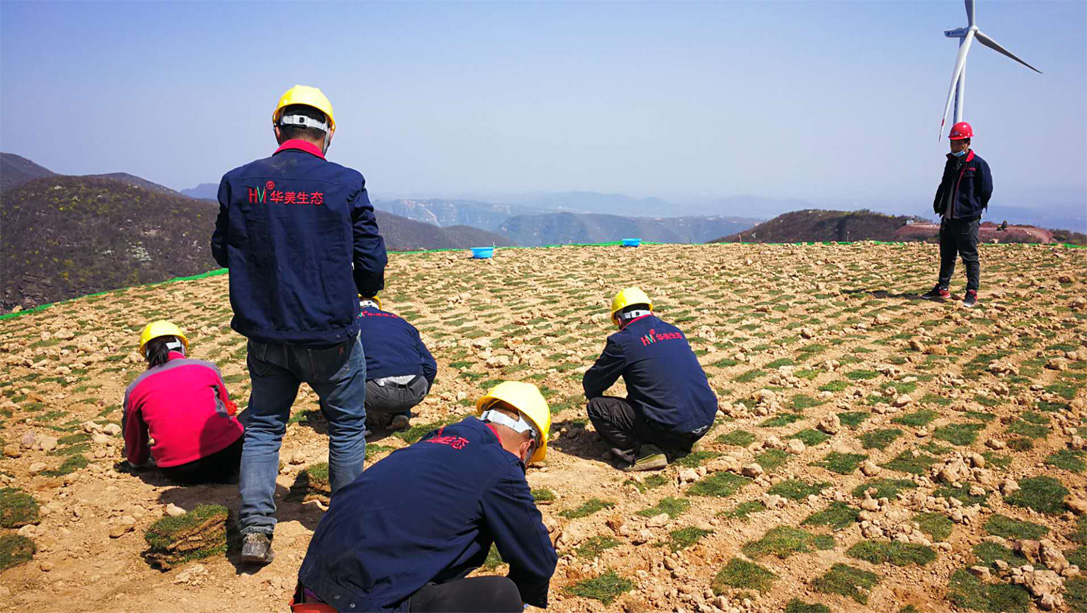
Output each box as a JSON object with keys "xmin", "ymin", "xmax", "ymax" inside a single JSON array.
[{"xmin": 922, "ymin": 121, "xmax": 993, "ymax": 308}]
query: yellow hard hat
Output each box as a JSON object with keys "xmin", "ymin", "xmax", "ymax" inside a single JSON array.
[
  {"xmin": 139, "ymin": 321, "xmax": 188, "ymax": 357},
  {"xmin": 610, "ymin": 287, "xmax": 653, "ymax": 324},
  {"xmin": 273, "ymin": 85, "xmax": 336, "ymax": 133},
  {"xmin": 476, "ymin": 381, "xmax": 551, "ymax": 465}
]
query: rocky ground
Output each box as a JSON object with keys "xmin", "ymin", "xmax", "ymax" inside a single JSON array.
[{"xmin": 0, "ymin": 242, "xmax": 1085, "ymax": 613}]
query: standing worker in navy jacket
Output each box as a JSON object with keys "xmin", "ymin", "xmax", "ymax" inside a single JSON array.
[
  {"xmin": 211, "ymin": 85, "xmax": 387, "ymax": 565},
  {"xmin": 357, "ymin": 296, "xmax": 437, "ymax": 433},
  {"xmin": 293, "ymin": 382, "xmax": 557, "ymax": 613},
  {"xmin": 583, "ymin": 287, "xmax": 717, "ymax": 471},
  {"xmin": 922, "ymin": 121, "xmax": 993, "ymax": 308}
]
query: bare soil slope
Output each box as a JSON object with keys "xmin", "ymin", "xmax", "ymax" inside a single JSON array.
[{"xmin": 1, "ymin": 243, "xmax": 1085, "ymax": 613}]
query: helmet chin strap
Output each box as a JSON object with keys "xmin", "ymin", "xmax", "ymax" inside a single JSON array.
[
  {"xmin": 165, "ymin": 339, "xmax": 186, "ymax": 356},
  {"xmin": 359, "ymin": 299, "xmax": 379, "ymax": 310}
]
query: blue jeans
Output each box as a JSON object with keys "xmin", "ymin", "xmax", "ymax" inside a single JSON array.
[{"xmin": 239, "ymin": 336, "xmax": 367, "ymax": 536}]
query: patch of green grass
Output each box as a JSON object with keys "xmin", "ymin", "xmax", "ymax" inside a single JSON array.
[
  {"xmin": 845, "ymin": 369, "xmax": 878, "ymax": 381},
  {"xmin": 891, "ymin": 409, "xmax": 938, "ymax": 428},
  {"xmin": 559, "ymin": 498, "xmax": 615, "ymax": 519},
  {"xmin": 921, "ymin": 393, "xmax": 953, "ymax": 406},
  {"xmin": 882, "ymin": 451, "xmax": 938, "ymax": 475},
  {"xmin": 819, "ymin": 380, "xmax": 849, "ymax": 392},
  {"xmin": 802, "ymin": 501, "xmax": 860, "ymax": 531},
  {"xmin": 1046, "ymin": 449, "xmax": 1086, "ymax": 473},
  {"xmin": 734, "ymin": 369, "xmax": 767, "ymax": 383},
  {"xmin": 847, "ymin": 540, "xmax": 936, "ymax": 566},
  {"xmin": 918, "ymin": 441, "xmax": 953, "ymax": 456},
  {"xmin": 964, "ymin": 410, "xmax": 996, "ymax": 423},
  {"xmin": 1007, "ymin": 437, "xmax": 1034, "ymax": 451},
  {"xmin": 716, "ymin": 429, "xmax": 755, "ymax": 447},
  {"xmin": 754, "ymin": 448, "xmax": 789, "ymax": 471},
  {"xmin": 636, "ymin": 497, "xmax": 690, "ymax": 519},
  {"xmin": 1066, "ymin": 578, "xmax": 1087, "ymax": 613},
  {"xmin": 722, "ymin": 500, "xmax": 766, "ymax": 521},
  {"xmin": 860, "ymin": 428, "xmax": 903, "ymax": 450},
  {"xmin": 767, "ymin": 479, "xmax": 827, "ymax": 501},
  {"xmin": 984, "ymin": 514, "xmax": 1049, "ymax": 540},
  {"xmin": 668, "ymin": 526, "xmax": 713, "ymax": 552},
  {"xmin": 0, "ymin": 487, "xmax": 39, "ymax": 528},
  {"xmin": 934, "ymin": 484, "xmax": 989, "ymax": 507},
  {"xmin": 837, "ymin": 411, "xmax": 871, "ymax": 429},
  {"xmin": 812, "ymin": 563, "xmax": 879, "ymax": 605},
  {"xmin": 712, "ymin": 558, "xmax": 777, "ymax": 593},
  {"xmin": 674, "ymin": 450, "xmax": 721, "ymax": 468},
  {"xmin": 759, "ymin": 413, "xmax": 804, "ymax": 428},
  {"xmin": 852, "ymin": 478, "xmax": 917, "ymax": 500},
  {"xmin": 789, "ymin": 428, "xmax": 830, "ymax": 446},
  {"xmin": 947, "ymin": 568, "xmax": 1030, "ymax": 613},
  {"xmin": 688, "ymin": 472, "xmax": 751, "ymax": 498},
  {"xmin": 143, "ymin": 504, "xmax": 228, "ymax": 565},
  {"xmin": 785, "ymin": 600, "xmax": 830, "ymax": 613},
  {"xmin": 0, "ymin": 533, "xmax": 35, "ymax": 571},
  {"xmin": 531, "ymin": 489, "xmax": 555, "ymax": 503},
  {"xmin": 813, "ymin": 452, "xmax": 867, "ymax": 475},
  {"xmin": 741, "ymin": 526, "xmax": 834, "ymax": 559},
  {"xmin": 981, "ymin": 451, "xmax": 1011, "ymax": 469},
  {"xmin": 41, "ymin": 454, "xmax": 89, "ymax": 477},
  {"xmin": 1006, "ymin": 476, "xmax": 1068, "ymax": 515},
  {"xmin": 791, "ymin": 394, "xmax": 823, "ymax": 410},
  {"xmin": 567, "ymin": 570, "xmax": 633, "ymax": 605},
  {"xmin": 1067, "ymin": 547, "xmax": 1087, "ymax": 572},
  {"xmin": 913, "ymin": 512, "xmax": 953, "ymax": 541},
  {"xmin": 1007, "ymin": 419, "xmax": 1048, "ymax": 439},
  {"xmin": 973, "ymin": 541, "xmax": 1030, "ymax": 567},
  {"xmin": 1073, "ymin": 516, "xmax": 1087, "ymax": 545},
  {"xmin": 575, "ymin": 535, "xmax": 620, "ymax": 558},
  {"xmin": 933, "ymin": 422, "xmax": 986, "ymax": 446}
]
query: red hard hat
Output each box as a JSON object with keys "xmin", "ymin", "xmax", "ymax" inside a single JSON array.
[{"xmin": 949, "ymin": 121, "xmax": 973, "ymax": 140}]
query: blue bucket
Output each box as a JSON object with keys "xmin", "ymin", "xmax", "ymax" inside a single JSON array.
[
  {"xmin": 621, "ymin": 238, "xmax": 641, "ymax": 247},
  {"xmin": 471, "ymin": 247, "xmax": 495, "ymax": 259}
]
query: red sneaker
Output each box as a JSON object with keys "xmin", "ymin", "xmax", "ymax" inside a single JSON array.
[{"xmin": 921, "ymin": 284, "xmax": 951, "ymax": 300}]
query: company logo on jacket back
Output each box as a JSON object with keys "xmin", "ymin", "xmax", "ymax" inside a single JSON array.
[
  {"xmin": 247, "ymin": 181, "xmax": 325, "ymax": 205},
  {"xmin": 641, "ymin": 328, "xmax": 684, "ymax": 346}
]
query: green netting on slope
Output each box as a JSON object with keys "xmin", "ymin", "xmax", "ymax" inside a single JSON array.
[{"xmin": 1, "ymin": 240, "xmax": 1081, "ymax": 323}]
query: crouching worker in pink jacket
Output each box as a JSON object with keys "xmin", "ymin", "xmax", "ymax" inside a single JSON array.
[{"xmin": 123, "ymin": 321, "xmax": 245, "ymax": 484}]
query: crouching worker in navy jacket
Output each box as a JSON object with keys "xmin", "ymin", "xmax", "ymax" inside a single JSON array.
[
  {"xmin": 357, "ymin": 296, "xmax": 437, "ymax": 434},
  {"xmin": 293, "ymin": 382, "xmax": 557, "ymax": 613},
  {"xmin": 583, "ymin": 287, "xmax": 717, "ymax": 472}
]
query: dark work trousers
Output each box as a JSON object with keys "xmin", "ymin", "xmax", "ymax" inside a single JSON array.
[
  {"xmin": 365, "ymin": 375, "xmax": 429, "ymax": 419},
  {"xmin": 408, "ymin": 577, "xmax": 522, "ymax": 612},
  {"xmin": 160, "ymin": 437, "xmax": 243, "ymax": 484},
  {"xmin": 938, "ymin": 217, "xmax": 981, "ymax": 292},
  {"xmin": 587, "ymin": 396, "xmax": 700, "ymax": 461}
]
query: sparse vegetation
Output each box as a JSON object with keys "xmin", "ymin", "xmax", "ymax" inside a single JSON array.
[
  {"xmin": 846, "ymin": 540, "xmax": 936, "ymax": 566},
  {"xmin": 713, "ymin": 558, "xmax": 777, "ymax": 593},
  {"xmin": 567, "ymin": 570, "xmax": 633, "ymax": 605},
  {"xmin": 983, "ymin": 514, "xmax": 1049, "ymax": 540},
  {"xmin": 559, "ymin": 498, "xmax": 615, "ymax": 519},
  {"xmin": 812, "ymin": 563, "xmax": 879, "ymax": 604},
  {"xmin": 1005, "ymin": 476, "xmax": 1068, "ymax": 515},
  {"xmin": 742, "ymin": 526, "xmax": 834, "ymax": 559},
  {"xmin": 803, "ymin": 501, "xmax": 860, "ymax": 530}
]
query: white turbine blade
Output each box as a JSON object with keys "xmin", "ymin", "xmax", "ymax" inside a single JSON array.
[
  {"xmin": 939, "ymin": 30, "xmax": 975, "ymax": 138},
  {"xmin": 976, "ymin": 30, "xmax": 1043, "ymax": 73},
  {"xmin": 965, "ymin": 0, "xmax": 975, "ymax": 27}
]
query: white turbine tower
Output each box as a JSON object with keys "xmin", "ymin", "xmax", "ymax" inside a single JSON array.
[{"xmin": 939, "ymin": 0, "xmax": 1042, "ymax": 139}]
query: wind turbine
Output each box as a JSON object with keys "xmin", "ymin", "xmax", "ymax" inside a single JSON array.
[{"xmin": 938, "ymin": 0, "xmax": 1042, "ymax": 139}]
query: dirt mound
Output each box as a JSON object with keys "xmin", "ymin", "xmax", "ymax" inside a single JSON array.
[
  {"xmin": 895, "ymin": 222, "xmax": 1057, "ymax": 244},
  {"xmin": 0, "ymin": 242, "xmax": 1085, "ymax": 612}
]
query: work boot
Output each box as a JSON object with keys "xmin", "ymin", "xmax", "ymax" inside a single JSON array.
[
  {"xmin": 963, "ymin": 289, "xmax": 978, "ymax": 308},
  {"xmin": 624, "ymin": 445, "xmax": 668, "ymax": 472},
  {"xmin": 921, "ymin": 284, "xmax": 950, "ymax": 300},
  {"xmin": 241, "ymin": 532, "xmax": 275, "ymax": 565},
  {"xmin": 389, "ymin": 414, "xmax": 411, "ymax": 431}
]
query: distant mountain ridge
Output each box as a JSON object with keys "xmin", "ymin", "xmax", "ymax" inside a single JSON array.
[
  {"xmin": 373, "ymin": 199, "xmax": 544, "ymax": 231},
  {"xmin": 181, "ymin": 183, "xmax": 218, "ymax": 200},
  {"xmin": 714, "ymin": 209, "xmax": 917, "ymax": 243},
  {"xmin": 1, "ymin": 153, "xmax": 57, "ymax": 192},
  {"xmin": 500, "ymin": 212, "xmax": 758, "ymax": 246}
]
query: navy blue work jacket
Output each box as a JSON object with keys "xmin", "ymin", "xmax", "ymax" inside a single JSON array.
[
  {"xmin": 358, "ymin": 306, "xmax": 438, "ymax": 385},
  {"xmin": 583, "ymin": 315, "xmax": 717, "ymax": 435}
]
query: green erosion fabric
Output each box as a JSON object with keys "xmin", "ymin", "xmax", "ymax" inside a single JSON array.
[{"xmin": 1, "ymin": 240, "xmax": 1081, "ymax": 323}]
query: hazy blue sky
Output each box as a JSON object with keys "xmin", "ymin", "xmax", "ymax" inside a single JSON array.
[{"xmin": 2, "ymin": 1, "xmax": 1084, "ymax": 211}]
